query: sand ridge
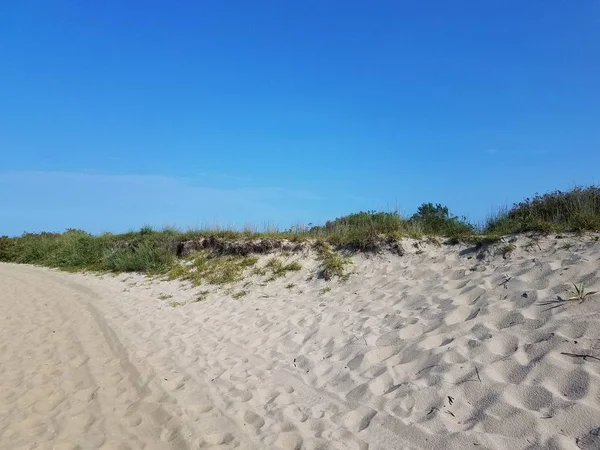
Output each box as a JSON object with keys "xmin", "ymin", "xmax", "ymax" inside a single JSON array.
[{"xmin": 1, "ymin": 233, "xmax": 600, "ymax": 449}]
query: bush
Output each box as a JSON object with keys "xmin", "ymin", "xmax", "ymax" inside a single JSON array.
[
  {"xmin": 486, "ymin": 186, "xmax": 600, "ymax": 234},
  {"xmin": 0, "ymin": 236, "xmax": 17, "ymax": 262},
  {"xmin": 45, "ymin": 229, "xmax": 107, "ymax": 270},
  {"xmin": 409, "ymin": 203, "xmax": 475, "ymax": 237},
  {"xmin": 310, "ymin": 211, "xmax": 407, "ymax": 248},
  {"xmin": 102, "ymin": 241, "xmax": 175, "ymax": 273},
  {"xmin": 7, "ymin": 232, "xmax": 62, "ymax": 264}
]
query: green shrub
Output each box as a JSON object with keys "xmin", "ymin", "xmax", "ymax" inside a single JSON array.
[
  {"xmin": 102, "ymin": 242, "xmax": 174, "ymax": 273},
  {"xmin": 9, "ymin": 232, "xmax": 62, "ymax": 264},
  {"xmin": 409, "ymin": 203, "xmax": 475, "ymax": 237},
  {"xmin": 139, "ymin": 224, "xmax": 155, "ymax": 236},
  {"xmin": 310, "ymin": 210, "xmax": 406, "ymax": 242},
  {"xmin": 0, "ymin": 236, "xmax": 17, "ymax": 262},
  {"xmin": 486, "ymin": 186, "xmax": 600, "ymax": 234},
  {"xmin": 45, "ymin": 229, "xmax": 107, "ymax": 270}
]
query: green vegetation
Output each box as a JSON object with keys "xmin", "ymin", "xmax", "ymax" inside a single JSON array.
[
  {"xmin": 425, "ymin": 236, "xmax": 442, "ymax": 247},
  {"xmin": 498, "ymin": 243, "xmax": 517, "ymax": 258},
  {"xmin": 194, "ymin": 290, "xmax": 210, "ymax": 302},
  {"xmin": 0, "ymin": 229, "xmax": 174, "ymax": 273},
  {"xmin": 1, "ymin": 186, "xmax": 598, "ymax": 280},
  {"xmin": 566, "ymin": 282, "xmax": 598, "ymax": 303},
  {"xmin": 315, "ymin": 211, "xmax": 407, "ymax": 249},
  {"xmin": 316, "ymin": 242, "xmax": 352, "ymax": 281},
  {"xmin": 232, "ymin": 290, "xmax": 248, "ymax": 299},
  {"xmin": 167, "ymin": 252, "xmax": 258, "ymax": 286},
  {"xmin": 309, "ymin": 203, "xmax": 475, "ymax": 246},
  {"xmin": 263, "ymin": 258, "xmax": 302, "ymax": 280},
  {"xmin": 410, "ymin": 203, "xmax": 475, "ymax": 237},
  {"xmin": 485, "ymin": 186, "xmax": 600, "ymax": 234}
]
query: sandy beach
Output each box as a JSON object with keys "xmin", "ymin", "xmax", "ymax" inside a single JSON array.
[{"xmin": 2, "ymin": 233, "xmax": 600, "ymax": 449}]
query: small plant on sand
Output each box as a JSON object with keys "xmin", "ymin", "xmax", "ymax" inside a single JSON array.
[
  {"xmin": 285, "ymin": 283, "xmax": 296, "ymax": 289},
  {"xmin": 157, "ymin": 293, "xmax": 173, "ymax": 300},
  {"xmin": 169, "ymin": 301, "xmax": 185, "ymax": 308},
  {"xmin": 232, "ymin": 290, "xmax": 248, "ymax": 299},
  {"xmin": 425, "ymin": 236, "xmax": 441, "ymax": 247},
  {"xmin": 498, "ymin": 243, "xmax": 516, "ymax": 258},
  {"xmin": 263, "ymin": 258, "xmax": 302, "ymax": 280},
  {"xmin": 319, "ymin": 286, "xmax": 332, "ymax": 295},
  {"xmin": 251, "ymin": 266, "xmax": 267, "ymax": 276},
  {"xmin": 193, "ymin": 290, "xmax": 210, "ymax": 302},
  {"xmin": 566, "ymin": 283, "xmax": 598, "ymax": 303},
  {"xmin": 522, "ymin": 239, "xmax": 541, "ymax": 252},
  {"xmin": 316, "ymin": 243, "xmax": 351, "ymax": 281}
]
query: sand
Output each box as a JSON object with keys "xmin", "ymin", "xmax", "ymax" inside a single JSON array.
[{"xmin": 1, "ymin": 233, "xmax": 600, "ymax": 450}]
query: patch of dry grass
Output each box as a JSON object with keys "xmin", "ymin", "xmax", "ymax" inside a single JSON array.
[
  {"xmin": 167, "ymin": 252, "xmax": 258, "ymax": 286},
  {"xmin": 316, "ymin": 242, "xmax": 352, "ymax": 281}
]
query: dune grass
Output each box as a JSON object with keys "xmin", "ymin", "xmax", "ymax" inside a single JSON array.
[
  {"xmin": 167, "ymin": 252, "xmax": 258, "ymax": 286},
  {"xmin": 1, "ymin": 186, "xmax": 598, "ymax": 279},
  {"xmin": 263, "ymin": 258, "xmax": 302, "ymax": 280},
  {"xmin": 0, "ymin": 229, "xmax": 175, "ymax": 274},
  {"xmin": 315, "ymin": 242, "xmax": 352, "ymax": 281},
  {"xmin": 485, "ymin": 186, "xmax": 600, "ymax": 234}
]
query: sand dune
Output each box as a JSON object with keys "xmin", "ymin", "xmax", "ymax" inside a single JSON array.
[{"xmin": 2, "ymin": 233, "xmax": 600, "ymax": 449}]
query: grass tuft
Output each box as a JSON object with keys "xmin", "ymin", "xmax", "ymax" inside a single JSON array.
[
  {"xmin": 498, "ymin": 243, "xmax": 517, "ymax": 258},
  {"xmin": 193, "ymin": 290, "xmax": 210, "ymax": 302},
  {"xmin": 566, "ymin": 283, "xmax": 598, "ymax": 303},
  {"xmin": 316, "ymin": 243, "xmax": 352, "ymax": 281},
  {"xmin": 266, "ymin": 258, "xmax": 301, "ymax": 276},
  {"xmin": 167, "ymin": 252, "xmax": 258, "ymax": 286}
]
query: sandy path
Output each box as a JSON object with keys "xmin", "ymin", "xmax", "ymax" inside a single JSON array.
[{"xmin": 0, "ymin": 264, "xmax": 196, "ymax": 450}]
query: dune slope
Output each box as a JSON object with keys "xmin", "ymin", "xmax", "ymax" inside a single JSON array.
[{"xmin": 1, "ymin": 233, "xmax": 600, "ymax": 450}]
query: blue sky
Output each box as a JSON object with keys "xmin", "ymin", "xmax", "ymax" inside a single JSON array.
[{"xmin": 1, "ymin": 1, "xmax": 599, "ymax": 236}]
